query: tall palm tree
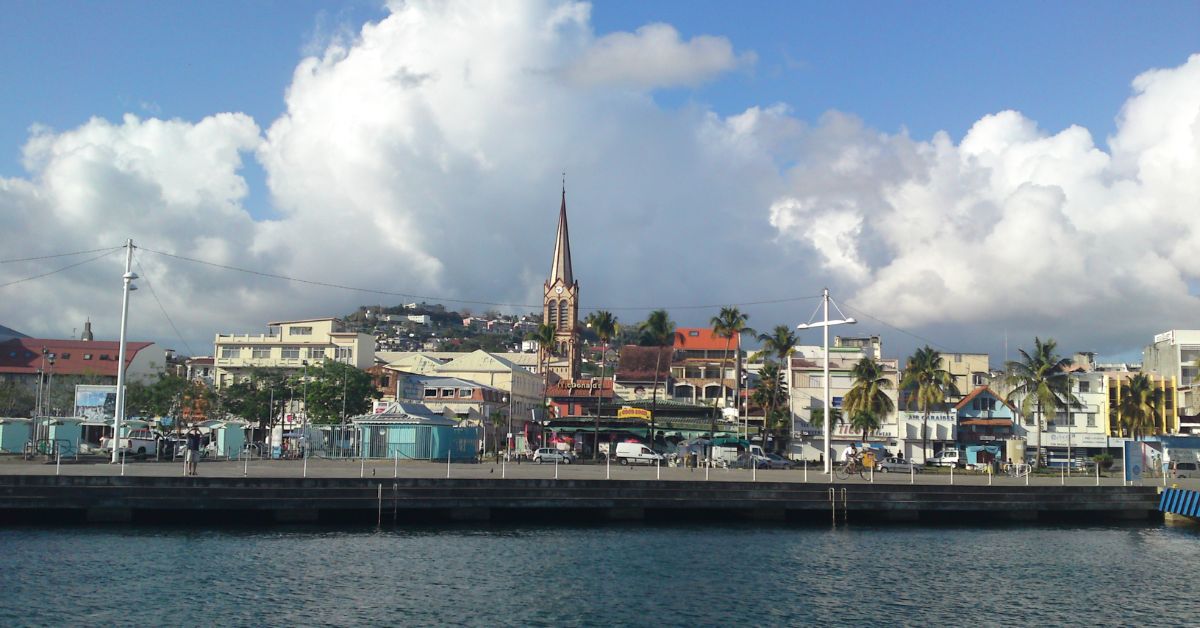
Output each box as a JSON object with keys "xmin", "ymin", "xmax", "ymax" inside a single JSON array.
[
  {"xmin": 809, "ymin": 407, "xmax": 841, "ymax": 431},
  {"xmin": 1002, "ymin": 337, "xmax": 1071, "ymax": 469},
  {"xmin": 1118, "ymin": 373, "xmax": 1162, "ymax": 440},
  {"xmin": 585, "ymin": 310, "xmax": 618, "ymax": 460},
  {"xmin": 526, "ymin": 323, "xmax": 557, "ymax": 438},
  {"xmin": 843, "ymin": 357, "xmax": 895, "ymax": 442},
  {"xmin": 752, "ymin": 363, "xmax": 788, "ymax": 453},
  {"xmin": 711, "ymin": 307, "xmax": 754, "ymax": 440},
  {"xmin": 900, "ymin": 345, "xmax": 959, "ymax": 463},
  {"xmin": 754, "ymin": 325, "xmax": 798, "ymax": 450},
  {"xmin": 638, "ymin": 309, "xmax": 682, "ymax": 449}
]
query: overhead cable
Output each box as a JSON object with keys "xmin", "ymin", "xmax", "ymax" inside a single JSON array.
[{"xmin": 0, "ymin": 248, "xmax": 122, "ymax": 289}]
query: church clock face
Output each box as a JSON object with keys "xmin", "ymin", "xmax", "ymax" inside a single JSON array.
[{"xmin": 555, "ymin": 286, "xmax": 563, "ymax": 294}]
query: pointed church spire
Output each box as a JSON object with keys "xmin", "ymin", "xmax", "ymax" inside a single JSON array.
[{"xmin": 549, "ymin": 182, "xmax": 574, "ymax": 286}]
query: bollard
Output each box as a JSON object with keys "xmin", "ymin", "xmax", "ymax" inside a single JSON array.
[
  {"xmin": 56, "ymin": 449, "xmax": 60, "ymax": 476},
  {"xmin": 705, "ymin": 463, "xmax": 709, "ymax": 481},
  {"xmin": 606, "ymin": 453, "xmax": 610, "ymax": 480},
  {"xmin": 394, "ymin": 453, "xmax": 398, "ymax": 479},
  {"xmin": 502, "ymin": 456, "xmax": 507, "ymax": 479},
  {"xmin": 1061, "ymin": 466, "xmax": 1065, "ymax": 486},
  {"xmin": 556, "ymin": 455, "xmax": 560, "ymax": 480},
  {"xmin": 121, "ymin": 451, "xmax": 126, "ymax": 476},
  {"xmin": 869, "ymin": 465, "xmax": 874, "ymax": 484},
  {"xmin": 1025, "ymin": 467, "xmax": 1029, "ymax": 486},
  {"xmin": 655, "ymin": 457, "xmax": 660, "ymax": 480},
  {"xmin": 1095, "ymin": 464, "xmax": 1099, "ymax": 486},
  {"xmin": 304, "ymin": 455, "xmax": 308, "ymax": 478},
  {"xmin": 950, "ymin": 465, "xmax": 954, "ymax": 485},
  {"xmin": 804, "ymin": 462, "xmax": 808, "ymax": 483},
  {"xmin": 752, "ymin": 460, "xmax": 756, "ymax": 482},
  {"xmin": 988, "ymin": 464, "xmax": 992, "ymax": 486},
  {"xmin": 360, "ymin": 458, "xmax": 364, "ymax": 478},
  {"xmin": 446, "ymin": 449, "xmax": 451, "ymax": 479},
  {"xmin": 244, "ymin": 455, "xmax": 249, "ymax": 477},
  {"xmin": 910, "ymin": 464, "xmax": 914, "ymax": 485}
]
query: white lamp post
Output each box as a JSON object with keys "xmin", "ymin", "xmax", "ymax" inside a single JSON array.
[
  {"xmin": 111, "ymin": 239, "xmax": 138, "ymax": 464},
  {"xmin": 795, "ymin": 288, "xmax": 855, "ymax": 475}
]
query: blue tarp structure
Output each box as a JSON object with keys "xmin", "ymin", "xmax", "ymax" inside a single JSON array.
[{"xmin": 965, "ymin": 445, "xmax": 1001, "ymax": 465}]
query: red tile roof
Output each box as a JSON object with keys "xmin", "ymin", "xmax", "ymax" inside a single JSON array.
[
  {"xmin": 0, "ymin": 338, "xmax": 154, "ymax": 378},
  {"xmin": 674, "ymin": 327, "xmax": 739, "ymax": 351}
]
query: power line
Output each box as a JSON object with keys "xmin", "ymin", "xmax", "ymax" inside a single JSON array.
[
  {"xmin": 133, "ymin": 253, "xmax": 195, "ymax": 356},
  {"xmin": 0, "ymin": 246, "xmax": 124, "ymax": 264},
  {"xmin": 139, "ymin": 245, "xmax": 822, "ymax": 313},
  {"xmin": 840, "ymin": 301, "xmax": 953, "ymax": 353},
  {"xmin": 0, "ymin": 248, "xmax": 122, "ymax": 289}
]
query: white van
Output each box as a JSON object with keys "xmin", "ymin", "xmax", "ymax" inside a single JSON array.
[{"xmin": 614, "ymin": 442, "xmax": 664, "ymax": 466}]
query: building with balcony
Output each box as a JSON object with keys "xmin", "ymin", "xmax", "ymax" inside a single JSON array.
[
  {"xmin": 669, "ymin": 327, "xmax": 739, "ymax": 408},
  {"xmin": 1143, "ymin": 329, "xmax": 1200, "ymax": 422},
  {"xmin": 213, "ymin": 318, "xmax": 374, "ymax": 389},
  {"xmin": 790, "ymin": 336, "xmax": 901, "ymax": 452}
]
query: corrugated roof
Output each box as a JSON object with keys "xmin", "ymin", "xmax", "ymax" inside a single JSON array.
[
  {"xmin": 437, "ymin": 350, "xmax": 523, "ymax": 373},
  {"xmin": 0, "ymin": 338, "xmax": 154, "ymax": 377}
]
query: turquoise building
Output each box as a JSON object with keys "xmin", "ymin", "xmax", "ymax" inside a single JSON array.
[
  {"xmin": 352, "ymin": 403, "xmax": 479, "ymax": 461},
  {"xmin": 0, "ymin": 418, "xmax": 31, "ymax": 453}
]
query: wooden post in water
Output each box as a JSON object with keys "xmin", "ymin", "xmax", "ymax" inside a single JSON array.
[{"xmin": 376, "ymin": 483, "xmax": 382, "ymax": 527}]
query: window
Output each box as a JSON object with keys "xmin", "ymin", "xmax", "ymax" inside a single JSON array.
[
  {"xmin": 252, "ymin": 347, "xmax": 270, "ymax": 359},
  {"xmin": 1078, "ymin": 381, "xmax": 1090, "ymax": 393},
  {"xmin": 308, "ymin": 347, "xmax": 325, "ymax": 360},
  {"xmin": 1086, "ymin": 413, "xmax": 1096, "ymax": 427},
  {"xmin": 83, "ymin": 353, "xmax": 93, "ymax": 360},
  {"xmin": 441, "ymin": 388, "xmax": 455, "ymax": 397},
  {"xmin": 99, "ymin": 354, "xmax": 109, "ymax": 360},
  {"xmin": 281, "ymin": 347, "xmax": 301, "ymax": 359},
  {"xmin": 335, "ymin": 347, "xmax": 353, "ymax": 361},
  {"xmin": 220, "ymin": 346, "xmax": 238, "ymax": 359},
  {"xmin": 289, "ymin": 326, "xmax": 312, "ymax": 336},
  {"xmin": 424, "ymin": 388, "xmax": 438, "ymax": 398},
  {"xmin": 458, "ymin": 388, "xmax": 472, "ymax": 398},
  {"xmin": 381, "ymin": 376, "xmax": 391, "ymax": 388},
  {"xmin": 60, "ymin": 353, "xmax": 70, "ymax": 359},
  {"xmin": 689, "ymin": 330, "xmax": 700, "ymax": 337}
]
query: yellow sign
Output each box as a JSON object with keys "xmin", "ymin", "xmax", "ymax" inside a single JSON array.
[{"xmin": 617, "ymin": 407, "xmax": 652, "ymax": 421}]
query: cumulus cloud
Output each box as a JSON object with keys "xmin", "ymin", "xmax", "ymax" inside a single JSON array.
[
  {"xmin": 0, "ymin": 0, "xmax": 1197, "ymax": 361},
  {"xmin": 768, "ymin": 55, "xmax": 1200, "ymax": 350},
  {"xmin": 568, "ymin": 22, "xmax": 753, "ymax": 89}
]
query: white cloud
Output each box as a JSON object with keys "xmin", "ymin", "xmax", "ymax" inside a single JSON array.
[
  {"xmin": 0, "ymin": 1, "xmax": 1197, "ymax": 362},
  {"xmin": 568, "ymin": 22, "xmax": 753, "ymax": 89}
]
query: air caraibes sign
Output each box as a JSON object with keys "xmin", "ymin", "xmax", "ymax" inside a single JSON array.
[{"xmin": 617, "ymin": 407, "xmax": 652, "ymax": 421}]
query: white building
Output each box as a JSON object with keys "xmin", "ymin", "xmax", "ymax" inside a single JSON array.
[
  {"xmin": 1143, "ymin": 330, "xmax": 1200, "ymax": 418},
  {"xmin": 213, "ymin": 317, "xmax": 374, "ymax": 389}
]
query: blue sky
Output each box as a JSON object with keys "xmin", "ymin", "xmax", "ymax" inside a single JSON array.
[
  {"xmin": 1, "ymin": 1, "xmax": 1198, "ymax": 360},
  {"xmin": 3, "ymin": 0, "xmax": 1195, "ymax": 174}
]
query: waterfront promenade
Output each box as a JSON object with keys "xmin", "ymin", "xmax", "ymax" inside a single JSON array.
[{"xmin": 2, "ymin": 457, "xmax": 1196, "ymax": 490}]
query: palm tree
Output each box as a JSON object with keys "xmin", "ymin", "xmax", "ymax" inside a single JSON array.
[
  {"xmin": 711, "ymin": 307, "xmax": 754, "ymax": 441},
  {"xmin": 752, "ymin": 363, "xmax": 788, "ymax": 453},
  {"xmin": 585, "ymin": 310, "xmax": 618, "ymax": 460},
  {"xmin": 526, "ymin": 323, "xmax": 557, "ymax": 432},
  {"xmin": 1002, "ymin": 337, "xmax": 1071, "ymax": 469},
  {"xmin": 809, "ymin": 407, "xmax": 841, "ymax": 431},
  {"xmin": 848, "ymin": 410, "xmax": 882, "ymax": 443},
  {"xmin": 900, "ymin": 345, "xmax": 959, "ymax": 463},
  {"xmin": 843, "ymin": 357, "xmax": 895, "ymax": 442},
  {"xmin": 638, "ymin": 310, "xmax": 682, "ymax": 449},
  {"xmin": 1118, "ymin": 373, "xmax": 1162, "ymax": 440},
  {"xmin": 753, "ymin": 325, "xmax": 798, "ymax": 450}
]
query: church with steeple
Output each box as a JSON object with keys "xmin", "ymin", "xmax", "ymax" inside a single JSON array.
[{"xmin": 543, "ymin": 185, "xmax": 581, "ymax": 381}]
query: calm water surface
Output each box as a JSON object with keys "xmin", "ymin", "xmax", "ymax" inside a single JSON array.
[{"xmin": 0, "ymin": 523, "xmax": 1195, "ymax": 626}]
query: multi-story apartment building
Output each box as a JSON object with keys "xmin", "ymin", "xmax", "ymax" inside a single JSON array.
[
  {"xmin": 790, "ymin": 335, "xmax": 901, "ymax": 460},
  {"xmin": 213, "ymin": 318, "xmax": 374, "ymax": 389},
  {"xmin": 669, "ymin": 327, "xmax": 738, "ymax": 408},
  {"xmin": 1143, "ymin": 329, "xmax": 1200, "ymax": 421},
  {"xmin": 938, "ymin": 352, "xmax": 990, "ymax": 401}
]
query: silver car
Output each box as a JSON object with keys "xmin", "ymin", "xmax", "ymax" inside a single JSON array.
[
  {"xmin": 532, "ymin": 448, "xmax": 575, "ymax": 464},
  {"xmin": 875, "ymin": 456, "xmax": 922, "ymax": 473}
]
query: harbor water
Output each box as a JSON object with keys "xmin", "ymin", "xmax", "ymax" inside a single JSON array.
[{"xmin": 0, "ymin": 523, "xmax": 1195, "ymax": 626}]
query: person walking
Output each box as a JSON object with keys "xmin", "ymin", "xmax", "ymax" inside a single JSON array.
[{"xmin": 185, "ymin": 426, "xmax": 202, "ymax": 476}]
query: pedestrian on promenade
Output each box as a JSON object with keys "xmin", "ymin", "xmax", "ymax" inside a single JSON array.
[{"xmin": 185, "ymin": 426, "xmax": 202, "ymax": 476}]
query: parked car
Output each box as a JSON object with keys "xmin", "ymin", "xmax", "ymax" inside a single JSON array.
[
  {"xmin": 1174, "ymin": 462, "xmax": 1197, "ymax": 478},
  {"xmin": 875, "ymin": 456, "xmax": 922, "ymax": 473},
  {"xmin": 532, "ymin": 448, "xmax": 575, "ymax": 464},
  {"xmin": 764, "ymin": 453, "xmax": 795, "ymax": 469},
  {"xmin": 730, "ymin": 453, "xmax": 770, "ymax": 469},
  {"xmin": 101, "ymin": 429, "xmax": 166, "ymax": 458},
  {"xmin": 927, "ymin": 449, "xmax": 963, "ymax": 468}
]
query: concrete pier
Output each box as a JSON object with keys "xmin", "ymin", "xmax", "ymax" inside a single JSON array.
[{"xmin": 0, "ymin": 474, "xmax": 1162, "ymax": 525}]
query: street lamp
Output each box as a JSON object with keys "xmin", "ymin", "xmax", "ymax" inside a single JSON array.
[
  {"xmin": 111, "ymin": 239, "xmax": 138, "ymax": 464},
  {"xmin": 795, "ymin": 288, "xmax": 855, "ymax": 475},
  {"xmin": 45, "ymin": 356, "xmax": 55, "ymax": 418}
]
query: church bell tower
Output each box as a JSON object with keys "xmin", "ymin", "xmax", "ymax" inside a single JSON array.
[{"xmin": 543, "ymin": 185, "xmax": 581, "ymax": 380}]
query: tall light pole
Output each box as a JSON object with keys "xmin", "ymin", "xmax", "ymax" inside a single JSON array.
[
  {"xmin": 796, "ymin": 288, "xmax": 855, "ymax": 474},
  {"xmin": 44, "ymin": 356, "xmax": 55, "ymax": 417},
  {"xmin": 111, "ymin": 239, "xmax": 138, "ymax": 464}
]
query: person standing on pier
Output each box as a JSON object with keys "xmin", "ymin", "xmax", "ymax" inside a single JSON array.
[{"xmin": 185, "ymin": 427, "xmax": 202, "ymax": 476}]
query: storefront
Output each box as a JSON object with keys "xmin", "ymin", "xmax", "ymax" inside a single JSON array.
[{"xmin": 899, "ymin": 411, "xmax": 957, "ymax": 464}]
